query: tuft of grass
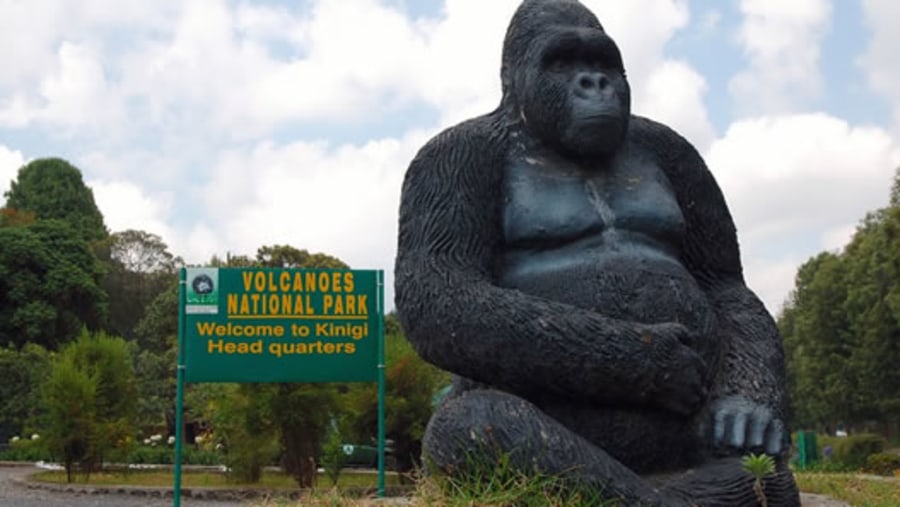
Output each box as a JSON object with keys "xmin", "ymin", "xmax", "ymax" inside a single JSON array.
[{"xmin": 794, "ymin": 472, "xmax": 900, "ymax": 507}]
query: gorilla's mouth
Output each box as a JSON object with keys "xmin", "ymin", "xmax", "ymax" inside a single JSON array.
[{"xmin": 576, "ymin": 113, "xmax": 624, "ymax": 123}]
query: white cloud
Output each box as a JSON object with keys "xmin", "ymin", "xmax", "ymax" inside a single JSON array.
[
  {"xmin": 90, "ymin": 179, "xmax": 175, "ymax": 240},
  {"xmin": 181, "ymin": 129, "xmax": 431, "ymax": 306},
  {"xmin": 7, "ymin": 0, "xmax": 878, "ymax": 320},
  {"xmin": 730, "ymin": 0, "xmax": 831, "ymax": 115},
  {"xmin": 860, "ymin": 0, "xmax": 900, "ymax": 131},
  {"xmin": 707, "ymin": 113, "xmax": 900, "ymax": 312},
  {"xmin": 0, "ymin": 145, "xmax": 25, "ymax": 199},
  {"xmin": 638, "ymin": 60, "xmax": 715, "ymax": 151},
  {"xmin": 586, "ymin": 0, "xmax": 690, "ymax": 84},
  {"xmin": 581, "ymin": 1, "xmax": 715, "ymax": 150}
]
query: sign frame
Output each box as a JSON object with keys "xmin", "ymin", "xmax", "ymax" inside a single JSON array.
[{"xmin": 172, "ymin": 267, "xmax": 386, "ymax": 506}]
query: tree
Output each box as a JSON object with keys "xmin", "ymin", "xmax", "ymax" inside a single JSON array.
[
  {"xmin": 42, "ymin": 354, "xmax": 96, "ymax": 482},
  {"xmin": 41, "ymin": 330, "xmax": 137, "ymax": 481},
  {"xmin": 107, "ymin": 230, "xmax": 180, "ymax": 274},
  {"xmin": 780, "ymin": 168, "xmax": 900, "ymax": 437},
  {"xmin": 132, "ymin": 282, "xmax": 178, "ymax": 354},
  {"xmin": 3, "ymin": 158, "xmax": 107, "ymax": 242},
  {"xmin": 199, "ymin": 383, "xmax": 279, "ymax": 483},
  {"xmin": 256, "ymin": 245, "xmax": 348, "ymax": 269},
  {"xmin": 0, "ymin": 343, "xmax": 50, "ymax": 443},
  {"xmin": 100, "ymin": 230, "xmax": 181, "ymax": 340},
  {"xmin": 130, "ymin": 284, "xmax": 179, "ymax": 433},
  {"xmin": 843, "ymin": 204, "xmax": 900, "ymax": 430},
  {"xmin": 0, "ymin": 220, "xmax": 107, "ymax": 349},
  {"xmin": 780, "ymin": 252, "xmax": 853, "ymax": 429},
  {"xmin": 0, "ymin": 208, "xmax": 35, "ymax": 227},
  {"xmin": 254, "ymin": 245, "xmax": 348, "ymax": 487},
  {"xmin": 345, "ymin": 313, "xmax": 450, "ymax": 477}
]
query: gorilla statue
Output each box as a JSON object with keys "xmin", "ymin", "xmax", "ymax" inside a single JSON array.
[{"xmin": 395, "ymin": 1, "xmax": 800, "ymax": 505}]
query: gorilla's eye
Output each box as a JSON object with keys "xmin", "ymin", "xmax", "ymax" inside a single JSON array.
[{"xmin": 544, "ymin": 51, "xmax": 575, "ymax": 72}]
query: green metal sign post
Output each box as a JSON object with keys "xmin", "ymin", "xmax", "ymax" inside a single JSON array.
[{"xmin": 173, "ymin": 267, "xmax": 385, "ymax": 507}]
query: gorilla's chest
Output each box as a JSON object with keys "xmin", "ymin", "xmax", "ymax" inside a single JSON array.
[
  {"xmin": 499, "ymin": 153, "xmax": 713, "ymax": 338},
  {"xmin": 501, "ymin": 153, "xmax": 685, "ymax": 252}
]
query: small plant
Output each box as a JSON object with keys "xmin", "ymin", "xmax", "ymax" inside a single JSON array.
[
  {"xmin": 319, "ymin": 424, "xmax": 346, "ymax": 486},
  {"xmin": 864, "ymin": 452, "xmax": 900, "ymax": 476},
  {"xmin": 742, "ymin": 453, "xmax": 776, "ymax": 507}
]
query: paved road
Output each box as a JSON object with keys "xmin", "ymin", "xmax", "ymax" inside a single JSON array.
[{"xmin": 0, "ymin": 466, "xmax": 248, "ymax": 507}]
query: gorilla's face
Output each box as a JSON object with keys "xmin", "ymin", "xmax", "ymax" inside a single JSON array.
[{"xmin": 516, "ymin": 27, "xmax": 631, "ymax": 161}]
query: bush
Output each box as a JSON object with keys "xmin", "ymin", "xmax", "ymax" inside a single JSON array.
[
  {"xmin": 42, "ymin": 357, "xmax": 97, "ymax": 481},
  {"xmin": 40, "ymin": 330, "xmax": 137, "ymax": 481},
  {"xmin": 0, "ymin": 437, "xmax": 53, "ymax": 462},
  {"xmin": 833, "ymin": 433, "xmax": 885, "ymax": 470},
  {"xmin": 319, "ymin": 424, "xmax": 346, "ymax": 486},
  {"xmin": 128, "ymin": 444, "xmax": 174, "ymax": 465},
  {"xmin": 864, "ymin": 452, "xmax": 900, "ymax": 476}
]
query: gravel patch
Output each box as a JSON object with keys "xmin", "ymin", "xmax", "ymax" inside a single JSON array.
[{"xmin": 0, "ymin": 465, "xmax": 248, "ymax": 507}]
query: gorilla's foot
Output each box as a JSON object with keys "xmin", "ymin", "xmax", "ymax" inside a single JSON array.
[
  {"xmin": 659, "ymin": 457, "xmax": 800, "ymax": 507},
  {"xmin": 423, "ymin": 389, "xmax": 690, "ymax": 506}
]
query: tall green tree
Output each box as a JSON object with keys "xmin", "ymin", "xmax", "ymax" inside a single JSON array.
[
  {"xmin": 3, "ymin": 158, "xmax": 107, "ymax": 242},
  {"xmin": 780, "ymin": 252, "xmax": 853, "ymax": 428},
  {"xmin": 130, "ymin": 284, "xmax": 179, "ymax": 434},
  {"xmin": 843, "ymin": 205, "xmax": 900, "ymax": 428},
  {"xmin": 0, "ymin": 220, "xmax": 107, "ymax": 349},
  {"xmin": 780, "ymin": 168, "xmax": 900, "ymax": 436},
  {"xmin": 100, "ymin": 230, "xmax": 181, "ymax": 340}
]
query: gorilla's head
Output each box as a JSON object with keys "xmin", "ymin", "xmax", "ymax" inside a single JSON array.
[{"xmin": 501, "ymin": 0, "xmax": 631, "ymax": 161}]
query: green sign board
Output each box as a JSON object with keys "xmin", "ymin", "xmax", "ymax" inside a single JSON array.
[{"xmin": 181, "ymin": 267, "xmax": 383, "ymax": 383}]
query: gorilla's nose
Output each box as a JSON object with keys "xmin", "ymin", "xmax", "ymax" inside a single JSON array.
[{"xmin": 575, "ymin": 72, "xmax": 609, "ymax": 97}]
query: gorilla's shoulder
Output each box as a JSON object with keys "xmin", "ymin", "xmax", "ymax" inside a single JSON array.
[
  {"xmin": 416, "ymin": 112, "xmax": 508, "ymax": 159},
  {"xmin": 404, "ymin": 112, "xmax": 508, "ymax": 187}
]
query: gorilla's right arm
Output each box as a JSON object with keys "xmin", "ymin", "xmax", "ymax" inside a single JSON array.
[{"xmin": 395, "ymin": 115, "xmax": 704, "ymax": 412}]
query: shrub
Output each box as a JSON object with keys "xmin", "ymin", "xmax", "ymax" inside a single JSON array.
[
  {"xmin": 832, "ymin": 433, "xmax": 885, "ymax": 470},
  {"xmin": 0, "ymin": 437, "xmax": 53, "ymax": 462},
  {"xmin": 864, "ymin": 452, "xmax": 900, "ymax": 476},
  {"xmin": 319, "ymin": 424, "xmax": 346, "ymax": 486},
  {"xmin": 40, "ymin": 330, "xmax": 137, "ymax": 481},
  {"xmin": 41, "ymin": 357, "xmax": 97, "ymax": 481}
]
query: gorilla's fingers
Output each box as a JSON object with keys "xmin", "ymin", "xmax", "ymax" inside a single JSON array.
[
  {"xmin": 765, "ymin": 419, "xmax": 785, "ymax": 456},
  {"xmin": 713, "ymin": 408, "xmax": 730, "ymax": 447},
  {"xmin": 730, "ymin": 411, "xmax": 748, "ymax": 448},
  {"xmin": 748, "ymin": 410, "xmax": 770, "ymax": 448}
]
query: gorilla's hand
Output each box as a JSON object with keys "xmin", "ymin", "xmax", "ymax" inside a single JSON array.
[
  {"xmin": 703, "ymin": 395, "xmax": 786, "ymax": 456},
  {"xmin": 644, "ymin": 322, "xmax": 707, "ymax": 416}
]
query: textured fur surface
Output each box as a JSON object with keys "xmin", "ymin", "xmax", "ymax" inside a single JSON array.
[{"xmin": 395, "ymin": 1, "xmax": 799, "ymax": 505}]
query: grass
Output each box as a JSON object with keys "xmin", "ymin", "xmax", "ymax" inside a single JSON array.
[
  {"xmin": 794, "ymin": 472, "xmax": 900, "ymax": 507},
  {"xmin": 31, "ymin": 469, "xmax": 401, "ymax": 489}
]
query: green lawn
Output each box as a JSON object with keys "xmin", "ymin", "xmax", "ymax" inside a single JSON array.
[{"xmin": 795, "ymin": 472, "xmax": 900, "ymax": 507}]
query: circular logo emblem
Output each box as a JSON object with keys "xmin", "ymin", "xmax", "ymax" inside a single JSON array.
[{"xmin": 192, "ymin": 274, "xmax": 215, "ymax": 294}]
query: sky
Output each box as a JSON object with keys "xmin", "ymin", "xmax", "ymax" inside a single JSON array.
[{"xmin": 1, "ymin": 0, "xmax": 899, "ymax": 315}]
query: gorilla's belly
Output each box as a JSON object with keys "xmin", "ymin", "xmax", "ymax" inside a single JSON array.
[{"xmin": 501, "ymin": 240, "xmax": 716, "ymax": 360}]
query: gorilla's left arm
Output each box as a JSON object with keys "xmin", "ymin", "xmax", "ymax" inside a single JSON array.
[{"xmin": 635, "ymin": 117, "xmax": 789, "ymax": 457}]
